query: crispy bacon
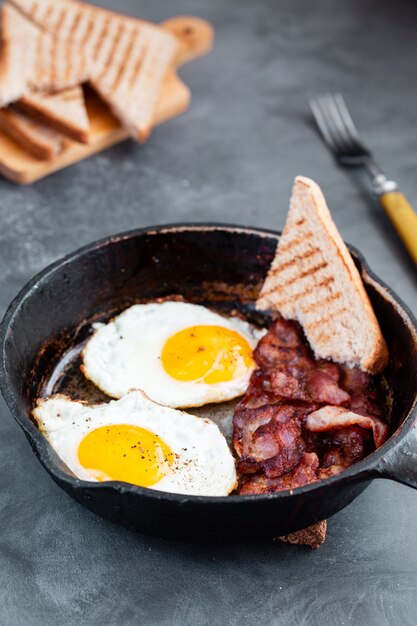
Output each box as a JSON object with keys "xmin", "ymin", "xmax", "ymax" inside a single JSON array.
[
  {"xmin": 234, "ymin": 318, "xmax": 387, "ymax": 494},
  {"xmin": 234, "ymin": 401, "xmax": 313, "ymax": 454},
  {"xmin": 316, "ymin": 426, "xmax": 372, "ymax": 478},
  {"xmin": 340, "ymin": 366, "xmax": 382, "ymax": 418},
  {"xmin": 254, "ymin": 319, "xmax": 350, "ymax": 406},
  {"xmin": 305, "ymin": 406, "xmax": 389, "ymax": 448},
  {"xmin": 270, "ymin": 368, "xmax": 350, "ymax": 405},
  {"xmin": 240, "ymin": 453, "xmax": 319, "ymax": 495},
  {"xmin": 237, "ymin": 415, "xmax": 305, "ymax": 479}
]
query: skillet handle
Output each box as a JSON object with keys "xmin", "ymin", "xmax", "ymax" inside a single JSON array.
[{"xmin": 374, "ymin": 424, "xmax": 417, "ymax": 490}]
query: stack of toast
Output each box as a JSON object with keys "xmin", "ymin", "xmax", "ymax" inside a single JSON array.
[{"xmin": 0, "ymin": 0, "xmax": 179, "ymax": 160}]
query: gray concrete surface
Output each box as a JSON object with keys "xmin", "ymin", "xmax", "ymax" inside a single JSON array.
[{"xmin": 1, "ymin": 0, "xmax": 417, "ymax": 624}]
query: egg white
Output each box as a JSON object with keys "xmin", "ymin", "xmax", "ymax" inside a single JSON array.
[
  {"xmin": 33, "ymin": 390, "xmax": 237, "ymax": 497},
  {"xmin": 81, "ymin": 302, "xmax": 265, "ymax": 408}
]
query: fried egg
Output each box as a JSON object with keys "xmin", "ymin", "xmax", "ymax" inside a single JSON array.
[
  {"xmin": 82, "ymin": 302, "xmax": 265, "ymax": 408},
  {"xmin": 32, "ymin": 390, "xmax": 237, "ymax": 496}
]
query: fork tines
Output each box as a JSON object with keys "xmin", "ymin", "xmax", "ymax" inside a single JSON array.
[{"xmin": 309, "ymin": 93, "xmax": 369, "ymax": 160}]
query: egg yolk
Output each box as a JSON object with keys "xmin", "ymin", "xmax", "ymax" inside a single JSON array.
[
  {"xmin": 161, "ymin": 325, "xmax": 254, "ymax": 384},
  {"xmin": 78, "ymin": 424, "xmax": 174, "ymax": 487}
]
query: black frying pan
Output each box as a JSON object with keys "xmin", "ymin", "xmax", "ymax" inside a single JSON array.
[{"xmin": 1, "ymin": 224, "xmax": 417, "ymax": 541}]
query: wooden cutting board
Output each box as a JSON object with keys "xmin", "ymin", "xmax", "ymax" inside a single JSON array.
[{"xmin": 0, "ymin": 16, "xmax": 213, "ymax": 185}]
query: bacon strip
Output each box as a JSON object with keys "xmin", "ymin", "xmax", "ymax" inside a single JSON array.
[
  {"xmin": 237, "ymin": 417, "xmax": 305, "ymax": 479},
  {"xmin": 305, "ymin": 406, "xmax": 389, "ymax": 449},
  {"xmin": 254, "ymin": 319, "xmax": 350, "ymax": 406},
  {"xmin": 270, "ymin": 368, "xmax": 350, "ymax": 405},
  {"xmin": 240, "ymin": 452, "xmax": 319, "ymax": 495}
]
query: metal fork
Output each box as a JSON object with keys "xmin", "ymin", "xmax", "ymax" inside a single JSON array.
[{"xmin": 310, "ymin": 93, "xmax": 417, "ymax": 266}]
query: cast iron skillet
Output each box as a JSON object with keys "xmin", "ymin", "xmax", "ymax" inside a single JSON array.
[{"xmin": 1, "ymin": 224, "xmax": 417, "ymax": 541}]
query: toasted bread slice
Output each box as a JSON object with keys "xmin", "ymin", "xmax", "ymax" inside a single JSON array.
[
  {"xmin": 15, "ymin": 86, "xmax": 89, "ymax": 143},
  {"xmin": 91, "ymin": 26, "xmax": 178, "ymax": 142},
  {"xmin": 9, "ymin": 0, "xmax": 179, "ymax": 141},
  {"xmin": 0, "ymin": 108, "xmax": 63, "ymax": 159},
  {"xmin": 0, "ymin": 3, "xmax": 90, "ymax": 107},
  {"xmin": 257, "ymin": 176, "xmax": 388, "ymax": 373}
]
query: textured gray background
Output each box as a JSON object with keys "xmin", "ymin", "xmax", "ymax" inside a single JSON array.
[{"xmin": 1, "ymin": 0, "xmax": 417, "ymax": 624}]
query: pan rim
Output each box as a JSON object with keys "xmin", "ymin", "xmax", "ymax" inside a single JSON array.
[{"xmin": 1, "ymin": 222, "xmax": 417, "ymax": 505}]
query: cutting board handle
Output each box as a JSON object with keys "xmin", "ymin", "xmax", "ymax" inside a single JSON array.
[{"xmin": 161, "ymin": 16, "xmax": 214, "ymax": 67}]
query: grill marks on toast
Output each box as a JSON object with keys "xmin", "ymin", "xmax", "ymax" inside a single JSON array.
[
  {"xmin": 9, "ymin": 0, "xmax": 179, "ymax": 140},
  {"xmin": 113, "ymin": 28, "xmax": 138, "ymax": 93},
  {"xmin": 128, "ymin": 35, "xmax": 146, "ymax": 90},
  {"xmin": 262, "ymin": 240, "xmax": 348, "ymax": 335},
  {"xmin": 96, "ymin": 21, "xmax": 125, "ymax": 85},
  {"xmin": 261, "ymin": 232, "xmax": 325, "ymax": 294},
  {"xmin": 298, "ymin": 246, "xmax": 321, "ymax": 262},
  {"xmin": 49, "ymin": 37, "xmax": 58, "ymax": 86},
  {"xmin": 32, "ymin": 32, "xmax": 87, "ymax": 91},
  {"xmin": 93, "ymin": 21, "xmax": 144, "ymax": 95},
  {"xmin": 92, "ymin": 15, "xmax": 112, "ymax": 68},
  {"xmin": 69, "ymin": 9, "xmax": 83, "ymax": 39},
  {"xmin": 268, "ymin": 245, "xmax": 321, "ymax": 275},
  {"xmin": 300, "ymin": 292, "xmax": 342, "ymax": 315},
  {"xmin": 260, "ymin": 218, "xmax": 339, "ymax": 324},
  {"xmin": 54, "ymin": 6, "xmax": 67, "ymax": 34},
  {"xmin": 63, "ymin": 35, "xmax": 73, "ymax": 84},
  {"xmin": 277, "ymin": 260, "xmax": 329, "ymax": 291},
  {"xmin": 278, "ymin": 230, "xmax": 314, "ymax": 254},
  {"xmin": 265, "ymin": 276, "xmax": 336, "ymax": 311},
  {"xmin": 307, "ymin": 307, "xmax": 349, "ymax": 330},
  {"xmin": 80, "ymin": 13, "xmax": 94, "ymax": 50},
  {"xmin": 33, "ymin": 28, "xmax": 42, "ymax": 86}
]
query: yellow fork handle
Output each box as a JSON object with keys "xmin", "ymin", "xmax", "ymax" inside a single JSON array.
[{"xmin": 379, "ymin": 191, "xmax": 417, "ymax": 266}]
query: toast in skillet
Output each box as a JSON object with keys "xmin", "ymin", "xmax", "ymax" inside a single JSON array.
[{"xmin": 257, "ymin": 176, "xmax": 388, "ymax": 373}]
